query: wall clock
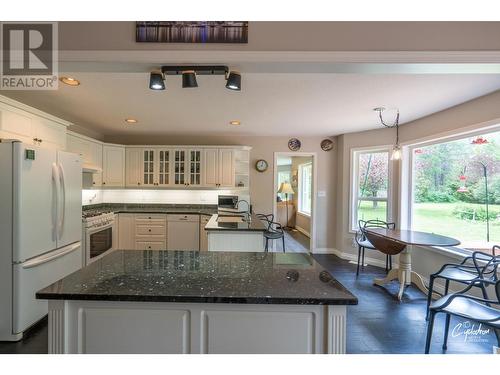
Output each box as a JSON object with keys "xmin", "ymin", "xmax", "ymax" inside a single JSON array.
[
  {"xmin": 288, "ymin": 138, "xmax": 301, "ymax": 151},
  {"xmin": 255, "ymin": 159, "xmax": 268, "ymax": 172},
  {"xmin": 321, "ymin": 139, "xmax": 334, "ymax": 151}
]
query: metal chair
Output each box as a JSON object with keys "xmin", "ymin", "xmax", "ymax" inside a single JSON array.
[
  {"xmin": 355, "ymin": 219, "xmax": 396, "ymax": 276},
  {"xmin": 257, "ymin": 214, "xmax": 285, "ymax": 253},
  {"xmin": 425, "ymin": 266, "xmax": 500, "ymax": 353},
  {"xmin": 426, "ymin": 248, "xmax": 499, "ymax": 320}
]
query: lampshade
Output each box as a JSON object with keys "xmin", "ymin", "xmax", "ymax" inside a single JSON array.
[
  {"xmin": 277, "ymin": 182, "xmax": 295, "ymax": 195},
  {"xmin": 149, "ymin": 72, "xmax": 165, "ymax": 90},
  {"xmin": 226, "ymin": 71, "xmax": 241, "ymax": 91},
  {"xmin": 182, "ymin": 70, "xmax": 198, "ymax": 88}
]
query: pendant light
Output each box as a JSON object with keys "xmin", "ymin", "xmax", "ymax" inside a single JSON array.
[
  {"xmin": 374, "ymin": 107, "xmax": 402, "ymax": 160},
  {"xmin": 225, "ymin": 71, "xmax": 241, "ymax": 91},
  {"xmin": 149, "ymin": 72, "xmax": 165, "ymax": 90},
  {"xmin": 182, "ymin": 70, "xmax": 198, "ymax": 88}
]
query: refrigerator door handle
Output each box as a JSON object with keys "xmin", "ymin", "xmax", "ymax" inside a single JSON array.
[
  {"xmin": 57, "ymin": 163, "xmax": 66, "ymax": 239},
  {"xmin": 22, "ymin": 242, "xmax": 81, "ymax": 269},
  {"xmin": 51, "ymin": 163, "xmax": 60, "ymax": 241}
]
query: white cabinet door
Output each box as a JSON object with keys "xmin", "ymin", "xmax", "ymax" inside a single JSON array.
[
  {"xmin": 203, "ymin": 149, "xmax": 218, "ymax": 187},
  {"xmin": 66, "ymin": 134, "xmax": 91, "ymax": 163},
  {"xmin": 89, "ymin": 141, "xmax": 103, "ymax": 187},
  {"xmin": 142, "ymin": 149, "xmax": 156, "ymax": 187},
  {"xmin": 125, "ymin": 148, "xmax": 142, "ymax": 187},
  {"xmin": 117, "ymin": 214, "xmax": 135, "ymax": 250},
  {"xmin": 32, "ymin": 117, "xmax": 66, "ymax": 150},
  {"xmin": 156, "ymin": 148, "xmax": 172, "ymax": 186},
  {"xmin": 0, "ymin": 106, "xmax": 33, "ymax": 144},
  {"xmin": 172, "ymin": 149, "xmax": 187, "ymax": 186},
  {"xmin": 218, "ymin": 149, "xmax": 235, "ymax": 187},
  {"xmin": 102, "ymin": 145, "xmax": 125, "ymax": 187},
  {"xmin": 187, "ymin": 149, "xmax": 203, "ymax": 186}
]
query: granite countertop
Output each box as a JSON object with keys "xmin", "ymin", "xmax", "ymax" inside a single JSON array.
[
  {"xmin": 205, "ymin": 213, "xmax": 267, "ymax": 232},
  {"xmin": 36, "ymin": 250, "xmax": 358, "ymax": 305},
  {"xmin": 83, "ymin": 204, "xmax": 218, "ymax": 216}
]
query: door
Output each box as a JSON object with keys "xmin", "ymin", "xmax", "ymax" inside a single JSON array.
[
  {"xmin": 102, "ymin": 145, "xmax": 125, "ymax": 187},
  {"xmin": 188, "ymin": 149, "xmax": 202, "ymax": 186},
  {"xmin": 142, "ymin": 149, "xmax": 155, "ymax": 186},
  {"xmin": 117, "ymin": 214, "xmax": 135, "ymax": 249},
  {"xmin": 204, "ymin": 149, "xmax": 218, "ymax": 187},
  {"xmin": 173, "ymin": 150, "xmax": 186, "ymax": 186},
  {"xmin": 32, "ymin": 117, "xmax": 66, "ymax": 150},
  {"xmin": 125, "ymin": 148, "xmax": 142, "ymax": 187},
  {"xmin": 13, "ymin": 143, "xmax": 57, "ymax": 262},
  {"xmin": 157, "ymin": 149, "xmax": 171, "ymax": 186},
  {"xmin": 89, "ymin": 141, "xmax": 103, "ymax": 187},
  {"xmin": 13, "ymin": 242, "xmax": 82, "ymax": 334},
  {"xmin": 56, "ymin": 150, "xmax": 82, "ymax": 248},
  {"xmin": 218, "ymin": 149, "xmax": 235, "ymax": 187}
]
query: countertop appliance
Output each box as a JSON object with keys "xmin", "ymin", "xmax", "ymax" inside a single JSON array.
[
  {"xmin": 0, "ymin": 141, "xmax": 83, "ymax": 341},
  {"xmin": 218, "ymin": 195, "xmax": 239, "ymax": 213},
  {"xmin": 82, "ymin": 210, "xmax": 115, "ymax": 266}
]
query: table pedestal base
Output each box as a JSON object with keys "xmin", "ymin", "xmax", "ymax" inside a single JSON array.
[{"xmin": 372, "ymin": 246, "xmax": 436, "ymax": 301}]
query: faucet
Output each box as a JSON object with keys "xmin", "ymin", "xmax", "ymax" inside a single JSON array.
[{"xmin": 236, "ymin": 200, "xmax": 251, "ymax": 222}]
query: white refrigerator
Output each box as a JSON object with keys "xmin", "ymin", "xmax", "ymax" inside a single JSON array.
[{"xmin": 0, "ymin": 140, "xmax": 83, "ymax": 341}]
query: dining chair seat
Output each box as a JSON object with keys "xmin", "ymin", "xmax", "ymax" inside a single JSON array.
[
  {"xmin": 437, "ymin": 267, "xmax": 480, "ymax": 282},
  {"xmin": 357, "ymin": 239, "xmax": 375, "ymax": 250},
  {"xmin": 431, "ymin": 295, "xmax": 500, "ymax": 327},
  {"xmin": 264, "ymin": 231, "xmax": 283, "ymax": 240}
]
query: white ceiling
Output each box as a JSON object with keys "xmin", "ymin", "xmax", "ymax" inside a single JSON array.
[{"xmin": 3, "ymin": 72, "xmax": 500, "ymax": 137}]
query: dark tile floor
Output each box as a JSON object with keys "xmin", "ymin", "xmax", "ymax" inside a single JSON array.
[
  {"xmin": 0, "ymin": 254, "xmax": 497, "ymax": 354},
  {"xmin": 277, "ymin": 229, "xmax": 309, "ymax": 252}
]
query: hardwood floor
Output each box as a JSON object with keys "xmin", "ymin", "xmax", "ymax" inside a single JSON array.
[{"xmin": 0, "ymin": 254, "xmax": 497, "ymax": 354}]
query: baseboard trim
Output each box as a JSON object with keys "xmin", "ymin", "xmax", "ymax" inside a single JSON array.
[
  {"xmin": 313, "ymin": 247, "xmax": 399, "ymax": 270},
  {"xmin": 294, "ymin": 225, "xmax": 310, "ymax": 238}
]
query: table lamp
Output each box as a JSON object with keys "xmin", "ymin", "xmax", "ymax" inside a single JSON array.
[{"xmin": 277, "ymin": 182, "xmax": 295, "ymax": 230}]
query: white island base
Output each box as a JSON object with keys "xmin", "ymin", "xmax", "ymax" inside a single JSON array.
[{"xmin": 48, "ymin": 300, "xmax": 347, "ymax": 354}]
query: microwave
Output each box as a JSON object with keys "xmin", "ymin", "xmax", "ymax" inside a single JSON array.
[{"xmin": 218, "ymin": 195, "xmax": 239, "ymax": 212}]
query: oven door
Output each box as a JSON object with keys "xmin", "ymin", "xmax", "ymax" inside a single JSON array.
[{"xmin": 85, "ymin": 223, "xmax": 113, "ymax": 265}]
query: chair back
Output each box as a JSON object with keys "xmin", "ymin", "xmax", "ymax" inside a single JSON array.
[
  {"xmin": 356, "ymin": 219, "xmax": 396, "ymax": 245},
  {"xmin": 493, "ymin": 245, "xmax": 499, "ymax": 256},
  {"xmin": 267, "ymin": 221, "xmax": 284, "ymax": 235},
  {"xmin": 256, "ymin": 213, "xmax": 274, "ymax": 230},
  {"xmin": 472, "ymin": 251, "xmax": 500, "ymax": 281}
]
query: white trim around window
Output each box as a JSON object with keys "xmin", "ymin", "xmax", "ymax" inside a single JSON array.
[
  {"xmin": 298, "ymin": 162, "xmax": 312, "ymax": 217},
  {"xmin": 349, "ymin": 145, "xmax": 394, "ymax": 233}
]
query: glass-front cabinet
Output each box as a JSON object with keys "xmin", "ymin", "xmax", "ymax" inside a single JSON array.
[
  {"xmin": 142, "ymin": 149, "xmax": 155, "ymax": 186},
  {"xmin": 157, "ymin": 149, "xmax": 171, "ymax": 186},
  {"xmin": 188, "ymin": 150, "xmax": 202, "ymax": 186},
  {"xmin": 173, "ymin": 150, "xmax": 186, "ymax": 186}
]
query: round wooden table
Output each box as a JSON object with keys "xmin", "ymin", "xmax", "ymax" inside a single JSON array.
[{"xmin": 364, "ymin": 229, "xmax": 460, "ymax": 301}]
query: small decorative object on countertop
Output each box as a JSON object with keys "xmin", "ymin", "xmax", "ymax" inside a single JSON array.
[
  {"xmin": 321, "ymin": 139, "xmax": 333, "ymax": 151},
  {"xmin": 255, "ymin": 159, "xmax": 268, "ymax": 172},
  {"xmin": 288, "ymin": 138, "xmax": 301, "ymax": 151}
]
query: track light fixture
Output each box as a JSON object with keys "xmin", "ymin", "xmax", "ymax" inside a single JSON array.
[
  {"xmin": 182, "ymin": 70, "xmax": 198, "ymax": 88},
  {"xmin": 374, "ymin": 107, "xmax": 402, "ymax": 160},
  {"xmin": 148, "ymin": 65, "xmax": 241, "ymax": 91},
  {"xmin": 225, "ymin": 71, "xmax": 241, "ymax": 91},
  {"xmin": 149, "ymin": 72, "xmax": 165, "ymax": 90}
]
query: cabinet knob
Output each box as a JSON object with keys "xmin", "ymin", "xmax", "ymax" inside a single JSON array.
[
  {"xmin": 102, "ymin": 182, "xmax": 106, "ymax": 185},
  {"xmin": 148, "ymin": 229, "xmax": 151, "ymax": 232},
  {"xmin": 92, "ymin": 181, "xmax": 95, "ymax": 185},
  {"xmin": 148, "ymin": 217, "xmax": 152, "ymax": 219},
  {"xmin": 148, "ymin": 246, "xmax": 151, "ymax": 249}
]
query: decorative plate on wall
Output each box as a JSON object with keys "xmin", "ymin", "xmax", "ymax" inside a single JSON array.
[
  {"xmin": 288, "ymin": 138, "xmax": 301, "ymax": 151},
  {"xmin": 321, "ymin": 139, "xmax": 334, "ymax": 151}
]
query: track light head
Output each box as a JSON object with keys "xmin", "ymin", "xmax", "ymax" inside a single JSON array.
[
  {"xmin": 182, "ymin": 70, "xmax": 198, "ymax": 88},
  {"xmin": 225, "ymin": 71, "xmax": 241, "ymax": 91},
  {"xmin": 149, "ymin": 72, "xmax": 165, "ymax": 90}
]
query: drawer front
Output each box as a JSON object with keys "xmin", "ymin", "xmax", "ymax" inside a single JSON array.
[
  {"xmin": 167, "ymin": 214, "xmax": 199, "ymax": 222},
  {"xmin": 135, "ymin": 214, "xmax": 167, "ymax": 224},
  {"xmin": 135, "ymin": 241, "xmax": 166, "ymax": 250},
  {"xmin": 136, "ymin": 225, "xmax": 166, "ymax": 236}
]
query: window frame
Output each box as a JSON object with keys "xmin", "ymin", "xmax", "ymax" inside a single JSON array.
[
  {"xmin": 298, "ymin": 162, "xmax": 312, "ymax": 217},
  {"xmin": 404, "ymin": 125, "xmax": 500, "ymax": 250},
  {"xmin": 349, "ymin": 146, "xmax": 394, "ymax": 233}
]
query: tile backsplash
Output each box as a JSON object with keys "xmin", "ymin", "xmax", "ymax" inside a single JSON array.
[{"xmin": 82, "ymin": 189, "xmax": 249, "ymax": 206}]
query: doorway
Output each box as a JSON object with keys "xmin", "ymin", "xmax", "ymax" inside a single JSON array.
[{"xmin": 273, "ymin": 152, "xmax": 316, "ymax": 253}]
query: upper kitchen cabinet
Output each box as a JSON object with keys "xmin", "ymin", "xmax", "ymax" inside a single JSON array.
[
  {"xmin": 172, "ymin": 148, "xmax": 203, "ymax": 187},
  {"xmin": 0, "ymin": 96, "xmax": 70, "ymax": 150},
  {"xmin": 66, "ymin": 131, "xmax": 103, "ymax": 187},
  {"xmin": 204, "ymin": 148, "xmax": 235, "ymax": 188},
  {"xmin": 125, "ymin": 147, "xmax": 172, "ymax": 187},
  {"xmin": 102, "ymin": 144, "xmax": 125, "ymax": 187}
]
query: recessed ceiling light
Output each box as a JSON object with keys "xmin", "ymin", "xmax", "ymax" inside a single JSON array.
[
  {"xmin": 125, "ymin": 118, "xmax": 138, "ymax": 124},
  {"xmin": 229, "ymin": 120, "xmax": 241, "ymax": 126},
  {"xmin": 60, "ymin": 77, "xmax": 80, "ymax": 86}
]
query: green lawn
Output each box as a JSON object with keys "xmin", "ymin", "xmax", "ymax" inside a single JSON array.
[{"xmin": 358, "ymin": 201, "xmax": 500, "ymax": 243}]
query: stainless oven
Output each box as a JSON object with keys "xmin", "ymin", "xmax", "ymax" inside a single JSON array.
[{"xmin": 82, "ymin": 212, "xmax": 115, "ymax": 266}]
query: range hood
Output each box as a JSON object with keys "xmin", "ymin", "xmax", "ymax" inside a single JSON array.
[{"xmin": 82, "ymin": 163, "xmax": 102, "ymax": 173}]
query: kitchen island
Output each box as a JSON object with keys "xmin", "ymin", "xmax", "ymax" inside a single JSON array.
[
  {"xmin": 37, "ymin": 250, "xmax": 357, "ymax": 354},
  {"xmin": 205, "ymin": 213, "xmax": 267, "ymax": 252}
]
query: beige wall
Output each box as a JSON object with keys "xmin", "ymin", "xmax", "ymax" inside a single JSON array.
[
  {"xmin": 335, "ymin": 89, "xmax": 500, "ymax": 260},
  {"xmin": 102, "ymin": 134, "xmax": 336, "ymax": 250},
  {"xmin": 59, "ymin": 22, "xmax": 500, "ymax": 52}
]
